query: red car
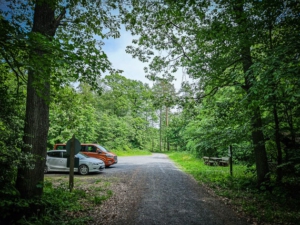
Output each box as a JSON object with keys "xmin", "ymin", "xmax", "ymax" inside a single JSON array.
[{"xmin": 54, "ymin": 143, "xmax": 118, "ymax": 167}]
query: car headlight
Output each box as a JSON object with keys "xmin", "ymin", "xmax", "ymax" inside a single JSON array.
[{"xmin": 106, "ymin": 153, "xmax": 114, "ymax": 158}]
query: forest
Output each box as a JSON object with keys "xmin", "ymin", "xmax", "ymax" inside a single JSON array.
[{"xmin": 1, "ymin": 0, "xmax": 299, "ymax": 224}]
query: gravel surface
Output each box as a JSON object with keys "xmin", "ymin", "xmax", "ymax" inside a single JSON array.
[{"xmin": 90, "ymin": 153, "xmax": 251, "ymax": 225}]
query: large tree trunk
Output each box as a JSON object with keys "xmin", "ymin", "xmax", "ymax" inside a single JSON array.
[
  {"xmin": 16, "ymin": 1, "xmax": 59, "ymax": 198},
  {"xmin": 16, "ymin": 70, "xmax": 50, "ymax": 198},
  {"xmin": 166, "ymin": 106, "xmax": 170, "ymax": 151},
  {"xmin": 250, "ymin": 108, "xmax": 270, "ymax": 185},
  {"xmin": 241, "ymin": 45, "xmax": 269, "ymax": 186},
  {"xmin": 242, "ymin": 47, "xmax": 269, "ymax": 185},
  {"xmin": 159, "ymin": 107, "xmax": 162, "ymax": 151},
  {"xmin": 234, "ymin": 2, "xmax": 269, "ymax": 186}
]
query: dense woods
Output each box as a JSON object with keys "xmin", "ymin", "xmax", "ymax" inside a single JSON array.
[{"xmin": 1, "ymin": 0, "xmax": 299, "ymax": 224}]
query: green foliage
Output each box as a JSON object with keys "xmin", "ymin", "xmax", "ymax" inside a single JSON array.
[
  {"xmin": 1, "ymin": 0, "xmax": 127, "ymax": 199},
  {"xmin": 0, "ymin": 68, "xmax": 28, "ymax": 200},
  {"xmin": 1, "ymin": 0, "xmax": 299, "ymax": 222},
  {"xmin": 92, "ymin": 190, "xmax": 113, "ymax": 205},
  {"xmin": 123, "ymin": 0, "xmax": 299, "ymax": 185},
  {"xmin": 2, "ymin": 0, "xmax": 124, "ymax": 90},
  {"xmin": 48, "ymin": 84, "xmax": 100, "ymax": 148},
  {"xmin": 0, "ymin": 181, "xmax": 88, "ymax": 224},
  {"xmin": 48, "ymin": 74, "xmax": 159, "ymax": 152},
  {"xmin": 124, "ymin": 0, "xmax": 300, "ymax": 185},
  {"xmin": 163, "ymin": 86, "xmax": 255, "ymax": 159},
  {"xmin": 0, "ymin": 178, "xmax": 116, "ymax": 224}
]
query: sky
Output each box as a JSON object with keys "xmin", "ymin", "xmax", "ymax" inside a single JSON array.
[{"xmin": 101, "ymin": 26, "xmax": 184, "ymax": 91}]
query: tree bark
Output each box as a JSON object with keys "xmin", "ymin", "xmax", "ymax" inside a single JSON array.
[
  {"xmin": 241, "ymin": 46, "xmax": 269, "ymax": 186},
  {"xmin": 234, "ymin": 2, "xmax": 269, "ymax": 186},
  {"xmin": 249, "ymin": 108, "xmax": 270, "ymax": 185},
  {"xmin": 159, "ymin": 107, "xmax": 162, "ymax": 151},
  {"xmin": 166, "ymin": 106, "xmax": 170, "ymax": 151},
  {"xmin": 16, "ymin": 1, "xmax": 60, "ymax": 198}
]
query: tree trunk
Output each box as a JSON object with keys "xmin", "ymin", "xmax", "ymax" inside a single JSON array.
[
  {"xmin": 166, "ymin": 106, "xmax": 170, "ymax": 151},
  {"xmin": 241, "ymin": 48, "xmax": 269, "ymax": 185},
  {"xmin": 250, "ymin": 108, "xmax": 270, "ymax": 185},
  {"xmin": 242, "ymin": 46, "xmax": 269, "ymax": 185},
  {"xmin": 159, "ymin": 107, "xmax": 162, "ymax": 151},
  {"xmin": 234, "ymin": 2, "xmax": 269, "ymax": 186},
  {"xmin": 16, "ymin": 1, "xmax": 60, "ymax": 198}
]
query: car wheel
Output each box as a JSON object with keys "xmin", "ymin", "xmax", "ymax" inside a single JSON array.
[
  {"xmin": 44, "ymin": 166, "xmax": 48, "ymax": 174},
  {"xmin": 79, "ymin": 165, "xmax": 89, "ymax": 175}
]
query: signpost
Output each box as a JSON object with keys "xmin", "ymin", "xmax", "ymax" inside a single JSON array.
[
  {"xmin": 229, "ymin": 145, "xmax": 233, "ymax": 176},
  {"xmin": 66, "ymin": 135, "xmax": 81, "ymax": 192}
]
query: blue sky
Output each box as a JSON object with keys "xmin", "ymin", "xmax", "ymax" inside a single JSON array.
[{"xmin": 102, "ymin": 26, "xmax": 183, "ymax": 91}]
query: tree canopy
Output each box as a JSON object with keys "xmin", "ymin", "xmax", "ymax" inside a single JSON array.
[{"xmin": 122, "ymin": 0, "xmax": 300, "ymax": 185}]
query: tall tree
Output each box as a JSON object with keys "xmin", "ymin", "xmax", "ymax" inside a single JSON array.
[
  {"xmin": 1, "ymin": 0, "xmax": 122, "ymax": 198},
  {"xmin": 152, "ymin": 79, "xmax": 176, "ymax": 151},
  {"xmin": 15, "ymin": 0, "xmax": 62, "ymax": 198},
  {"xmin": 232, "ymin": 0, "xmax": 269, "ymax": 185},
  {"xmin": 100, "ymin": 74, "xmax": 157, "ymax": 149}
]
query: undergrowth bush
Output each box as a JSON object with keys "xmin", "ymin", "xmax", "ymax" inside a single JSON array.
[{"xmin": 0, "ymin": 181, "xmax": 90, "ymax": 225}]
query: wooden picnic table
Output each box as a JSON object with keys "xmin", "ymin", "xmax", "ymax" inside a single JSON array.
[
  {"xmin": 210, "ymin": 157, "xmax": 222, "ymax": 166},
  {"xmin": 219, "ymin": 157, "xmax": 230, "ymax": 166},
  {"xmin": 203, "ymin": 157, "xmax": 231, "ymax": 166},
  {"xmin": 203, "ymin": 157, "xmax": 222, "ymax": 166}
]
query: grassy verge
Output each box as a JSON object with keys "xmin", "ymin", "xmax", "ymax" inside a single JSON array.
[
  {"xmin": 1, "ymin": 176, "xmax": 113, "ymax": 225},
  {"xmin": 167, "ymin": 151, "xmax": 300, "ymax": 225},
  {"xmin": 113, "ymin": 149, "xmax": 152, "ymax": 156}
]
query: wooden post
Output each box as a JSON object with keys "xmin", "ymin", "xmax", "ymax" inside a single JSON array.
[
  {"xmin": 229, "ymin": 145, "xmax": 233, "ymax": 176},
  {"xmin": 69, "ymin": 135, "xmax": 75, "ymax": 192}
]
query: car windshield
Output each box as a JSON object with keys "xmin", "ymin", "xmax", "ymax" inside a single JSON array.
[
  {"xmin": 96, "ymin": 145, "xmax": 110, "ymax": 153},
  {"xmin": 75, "ymin": 153, "xmax": 89, "ymax": 159}
]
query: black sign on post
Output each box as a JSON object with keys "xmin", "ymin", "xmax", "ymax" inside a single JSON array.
[{"xmin": 66, "ymin": 135, "xmax": 81, "ymax": 192}]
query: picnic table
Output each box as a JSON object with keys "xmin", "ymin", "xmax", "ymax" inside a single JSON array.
[
  {"xmin": 211, "ymin": 157, "xmax": 223, "ymax": 166},
  {"xmin": 203, "ymin": 157, "xmax": 221, "ymax": 166},
  {"xmin": 203, "ymin": 157, "xmax": 229, "ymax": 166},
  {"xmin": 219, "ymin": 157, "xmax": 230, "ymax": 166}
]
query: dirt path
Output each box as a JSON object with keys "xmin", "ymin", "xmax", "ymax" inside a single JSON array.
[{"xmin": 90, "ymin": 153, "xmax": 251, "ymax": 225}]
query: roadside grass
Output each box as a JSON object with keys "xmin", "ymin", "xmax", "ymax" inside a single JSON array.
[
  {"xmin": 1, "ymin": 176, "xmax": 114, "ymax": 225},
  {"xmin": 113, "ymin": 148, "xmax": 152, "ymax": 156},
  {"xmin": 43, "ymin": 176, "xmax": 114, "ymax": 223},
  {"xmin": 167, "ymin": 151, "xmax": 300, "ymax": 225}
]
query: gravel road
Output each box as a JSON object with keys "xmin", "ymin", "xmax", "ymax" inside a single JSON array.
[{"xmin": 94, "ymin": 153, "xmax": 251, "ymax": 225}]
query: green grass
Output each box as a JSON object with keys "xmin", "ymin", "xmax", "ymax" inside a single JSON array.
[
  {"xmin": 167, "ymin": 151, "xmax": 300, "ymax": 225},
  {"xmin": 113, "ymin": 149, "xmax": 152, "ymax": 156},
  {"xmin": 0, "ymin": 177, "xmax": 115, "ymax": 225}
]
